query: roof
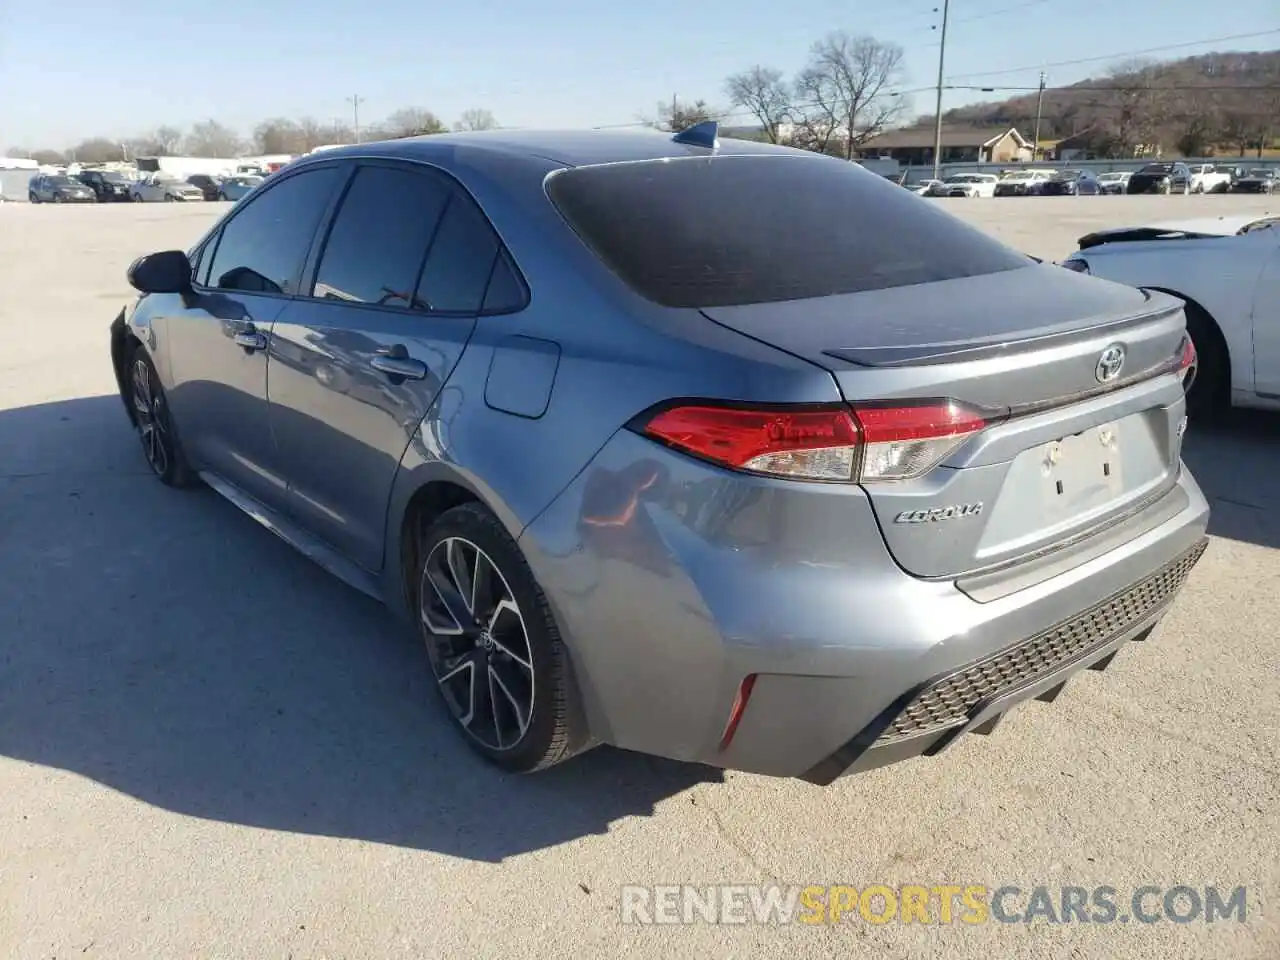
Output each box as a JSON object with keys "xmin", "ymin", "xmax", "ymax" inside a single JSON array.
[
  {"xmin": 292, "ymin": 128, "xmax": 800, "ymax": 170},
  {"xmin": 859, "ymin": 126, "xmax": 1027, "ymax": 150}
]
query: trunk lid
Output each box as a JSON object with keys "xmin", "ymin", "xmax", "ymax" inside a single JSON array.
[{"xmin": 701, "ymin": 265, "xmax": 1191, "ymax": 579}]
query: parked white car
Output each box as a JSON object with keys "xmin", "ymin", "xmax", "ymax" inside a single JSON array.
[
  {"xmin": 927, "ymin": 173, "xmax": 999, "ymax": 198},
  {"xmin": 1059, "ymin": 213, "xmax": 1280, "ymax": 414},
  {"xmin": 130, "ymin": 173, "xmax": 205, "ymax": 202},
  {"xmin": 1186, "ymin": 164, "xmax": 1233, "ymax": 195}
]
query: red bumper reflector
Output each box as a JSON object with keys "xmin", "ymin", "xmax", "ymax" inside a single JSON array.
[{"xmin": 719, "ymin": 674, "xmax": 758, "ymax": 751}]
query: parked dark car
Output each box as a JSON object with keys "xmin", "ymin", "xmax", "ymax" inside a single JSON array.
[
  {"xmin": 187, "ymin": 174, "xmax": 224, "ymax": 201},
  {"xmin": 1126, "ymin": 162, "xmax": 1192, "ymax": 195},
  {"xmin": 108, "ymin": 126, "xmax": 1209, "ymax": 784},
  {"xmin": 1040, "ymin": 169, "xmax": 1102, "ymax": 196},
  {"xmin": 28, "ymin": 174, "xmax": 97, "ymax": 203},
  {"xmin": 76, "ymin": 169, "xmax": 133, "ymax": 202},
  {"xmin": 1231, "ymin": 168, "xmax": 1277, "ymax": 194}
]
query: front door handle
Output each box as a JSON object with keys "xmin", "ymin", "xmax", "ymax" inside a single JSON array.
[
  {"xmin": 233, "ymin": 322, "xmax": 267, "ymax": 352},
  {"xmin": 370, "ymin": 344, "xmax": 427, "ymax": 381}
]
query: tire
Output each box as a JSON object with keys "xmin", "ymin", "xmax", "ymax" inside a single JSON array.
[
  {"xmin": 126, "ymin": 345, "xmax": 199, "ymax": 487},
  {"xmin": 1183, "ymin": 302, "xmax": 1230, "ymax": 419},
  {"xmin": 132, "ymin": 193, "xmax": 142, "ymax": 202},
  {"xmin": 54, "ymin": 194, "xmax": 65, "ymax": 203},
  {"xmin": 218, "ymin": 192, "xmax": 227, "ymax": 201},
  {"xmin": 413, "ymin": 501, "xmax": 588, "ymax": 773},
  {"xmin": 164, "ymin": 194, "xmax": 175, "ymax": 202},
  {"xmin": 1194, "ymin": 182, "xmax": 1205, "ymax": 194},
  {"xmin": 28, "ymin": 192, "xmax": 39, "ymax": 203}
]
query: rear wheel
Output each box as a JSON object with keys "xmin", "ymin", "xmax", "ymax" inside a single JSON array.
[
  {"xmin": 1183, "ymin": 302, "xmax": 1229, "ymax": 419},
  {"xmin": 28, "ymin": 192, "xmax": 38, "ymax": 203},
  {"xmin": 414, "ymin": 502, "xmax": 588, "ymax": 773},
  {"xmin": 127, "ymin": 347, "xmax": 198, "ymax": 487}
]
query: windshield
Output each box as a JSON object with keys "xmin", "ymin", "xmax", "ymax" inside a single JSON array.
[
  {"xmin": 1098, "ymin": 172, "xmax": 1126, "ymax": 180},
  {"xmin": 546, "ymin": 155, "xmax": 1031, "ymax": 309},
  {"xmin": 945, "ymin": 175, "xmax": 980, "ymax": 183},
  {"xmin": 1055, "ymin": 170, "xmax": 1082, "ymax": 179},
  {"xmin": 1138, "ymin": 164, "xmax": 1173, "ymax": 174},
  {"xmin": 1003, "ymin": 172, "xmax": 1034, "ymax": 182},
  {"xmin": 1247, "ymin": 169, "xmax": 1272, "ymax": 178},
  {"xmin": 48, "ymin": 177, "xmax": 77, "ymax": 186},
  {"xmin": 233, "ymin": 176, "xmax": 263, "ymax": 186},
  {"xmin": 100, "ymin": 172, "xmax": 127, "ymax": 182}
]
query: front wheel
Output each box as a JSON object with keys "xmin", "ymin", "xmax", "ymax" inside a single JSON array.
[
  {"xmin": 132, "ymin": 193, "xmax": 142, "ymax": 202},
  {"xmin": 414, "ymin": 502, "xmax": 588, "ymax": 773},
  {"xmin": 28, "ymin": 192, "xmax": 39, "ymax": 203},
  {"xmin": 127, "ymin": 347, "xmax": 198, "ymax": 487}
]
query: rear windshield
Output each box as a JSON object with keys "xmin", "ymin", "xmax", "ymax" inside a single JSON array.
[{"xmin": 545, "ymin": 155, "xmax": 1030, "ymax": 309}]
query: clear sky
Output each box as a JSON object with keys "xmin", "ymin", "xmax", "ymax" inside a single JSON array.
[{"xmin": 2, "ymin": 0, "xmax": 1277, "ymax": 150}]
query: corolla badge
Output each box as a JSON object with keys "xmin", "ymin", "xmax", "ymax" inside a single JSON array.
[
  {"xmin": 1095, "ymin": 343, "xmax": 1126, "ymax": 383},
  {"xmin": 894, "ymin": 503, "xmax": 984, "ymax": 524}
]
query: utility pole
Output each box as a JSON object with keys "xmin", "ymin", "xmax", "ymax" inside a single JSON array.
[
  {"xmin": 348, "ymin": 95, "xmax": 364, "ymax": 144},
  {"xmin": 1032, "ymin": 72, "xmax": 1047, "ymax": 162},
  {"xmin": 931, "ymin": 0, "xmax": 951, "ymax": 182}
]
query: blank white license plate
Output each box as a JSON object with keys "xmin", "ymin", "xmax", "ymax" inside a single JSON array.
[{"xmin": 1039, "ymin": 421, "xmax": 1127, "ymax": 521}]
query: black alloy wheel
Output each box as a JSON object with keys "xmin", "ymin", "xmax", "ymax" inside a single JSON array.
[
  {"xmin": 415, "ymin": 503, "xmax": 587, "ymax": 772},
  {"xmin": 128, "ymin": 349, "xmax": 197, "ymax": 487}
]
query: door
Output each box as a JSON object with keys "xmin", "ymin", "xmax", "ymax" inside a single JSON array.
[
  {"xmin": 267, "ymin": 160, "xmax": 523, "ymax": 570},
  {"xmin": 1251, "ymin": 237, "xmax": 1280, "ymax": 398},
  {"xmin": 162, "ymin": 163, "xmax": 344, "ymax": 506}
]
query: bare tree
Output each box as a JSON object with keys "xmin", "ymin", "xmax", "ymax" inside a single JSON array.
[
  {"xmin": 27, "ymin": 149, "xmax": 67, "ymax": 165},
  {"xmin": 792, "ymin": 33, "xmax": 906, "ymax": 159},
  {"xmin": 69, "ymin": 138, "xmax": 127, "ymax": 163},
  {"xmin": 651, "ymin": 98, "xmax": 724, "ymax": 133},
  {"xmin": 1096, "ymin": 60, "xmax": 1171, "ymax": 157},
  {"xmin": 253, "ymin": 118, "xmax": 307, "ymax": 154},
  {"xmin": 379, "ymin": 108, "xmax": 447, "ymax": 139},
  {"xmin": 129, "ymin": 126, "xmax": 185, "ymax": 156},
  {"xmin": 724, "ymin": 66, "xmax": 792, "ymax": 143},
  {"xmin": 184, "ymin": 120, "xmax": 243, "ymax": 157},
  {"xmin": 454, "ymin": 108, "xmax": 498, "ymax": 131}
]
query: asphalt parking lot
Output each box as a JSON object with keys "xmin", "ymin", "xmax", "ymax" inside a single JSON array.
[{"xmin": 2, "ymin": 195, "xmax": 1278, "ymax": 960}]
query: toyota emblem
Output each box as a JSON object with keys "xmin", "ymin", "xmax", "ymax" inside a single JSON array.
[{"xmin": 1095, "ymin": 344, "xmax": 1126, "ymax": 383}]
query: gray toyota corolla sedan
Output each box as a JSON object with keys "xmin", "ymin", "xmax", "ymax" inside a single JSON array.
[{"xmin": 109, "ymin": 124, "xmax": 1209, "ymax": 784}]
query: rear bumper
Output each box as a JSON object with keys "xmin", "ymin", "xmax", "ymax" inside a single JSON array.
[{"xmin": 520, "ymin": 428, "xmax": 1211, "ymax": 781}]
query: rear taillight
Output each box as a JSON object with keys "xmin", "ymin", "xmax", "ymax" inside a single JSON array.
[
  {"xmin": 1177, "ymin": 335, "xmax": 1197, "ymax": 392},
  {"xmin": 635, "ymin": 400, "xmax": 990, "ymax": 483}
]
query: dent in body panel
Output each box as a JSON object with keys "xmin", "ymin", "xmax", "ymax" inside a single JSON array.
[
  {"xmin": 517, "ymin": 428, "xmax": 977, "ymax": 761},
  {"xmin": 484, "ymin": 335, "xmax": 561, "ymax": 418}
]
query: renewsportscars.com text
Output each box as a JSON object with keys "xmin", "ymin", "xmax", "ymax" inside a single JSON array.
[{"xmin": 619, "ymin": 884, "xmax": 1248, "ymax": 926}]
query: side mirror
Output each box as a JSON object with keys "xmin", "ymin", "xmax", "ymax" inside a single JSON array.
[{"xmin": 127, "ymin": 250, "xmax": 193, "ymax": 295}]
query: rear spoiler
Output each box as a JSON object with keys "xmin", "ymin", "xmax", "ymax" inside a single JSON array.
[{"xmin": 1077, "ymin": 227, "xmax": 1221, "ymax": 250}]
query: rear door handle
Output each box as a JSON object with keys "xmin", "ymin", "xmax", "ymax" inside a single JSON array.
[
  {"xmin": 370, "ymin": 345, "xmax": 427, "ymax": 381},
  {"xmin": 233, "ymin": 322, "xmax": 268, "ymax": 352}
]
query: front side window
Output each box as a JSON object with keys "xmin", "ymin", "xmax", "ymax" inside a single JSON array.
[
  {"xmin": 204, "ymin": 165, "xmax": 342, "ymax": 295},
  {"xmin": 312, "ymin": 165, "xmax": 450, "ymax": 309}
]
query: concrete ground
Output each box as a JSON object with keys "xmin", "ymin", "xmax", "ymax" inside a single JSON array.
[{"xmin": 1, "ymin": 195, "xmax": 1277, "ymax": 960}]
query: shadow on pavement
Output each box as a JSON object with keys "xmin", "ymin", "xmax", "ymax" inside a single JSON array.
[
  {"xmin": 1181, "ymin": 407, "xmax": 1280, "ymax": 551},
  {"xmin": 0, "ymin": 395, "xmax": 719, "ymax": 862}
]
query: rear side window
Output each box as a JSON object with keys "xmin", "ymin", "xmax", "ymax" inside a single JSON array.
[
  {"xmin": 205, "ymin": 166, "xmax": 341, "ymax": 295},
  {"xmin": 546, "ymin": 155, "xmax": 1032, "ymax": 309},
  {"xmin": 415, "ymin": 192, "xmax": 500, "ymax": 314},
  {"xmin": 312, "ymin": 165, "xmax": 450, "ymax": 309}
]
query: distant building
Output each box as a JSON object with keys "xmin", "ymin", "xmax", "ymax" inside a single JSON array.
[{"xmin": 853, "ymin": 126, "xmax": 1032, "ymax": 166}]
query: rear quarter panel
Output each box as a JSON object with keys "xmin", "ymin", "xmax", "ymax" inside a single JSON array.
[{"xmin": 1083, "ymin": 239, "xmax": 1266, "ymax": 394}]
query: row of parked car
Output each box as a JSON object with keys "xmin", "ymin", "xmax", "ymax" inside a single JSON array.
[
  {"xmin": 905, "ymin": 162, "xmax": 1278, "ymax": 199},
  {"xmin": 26, "ymin": 170, "xmax": 266, "ymax": 204}
]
